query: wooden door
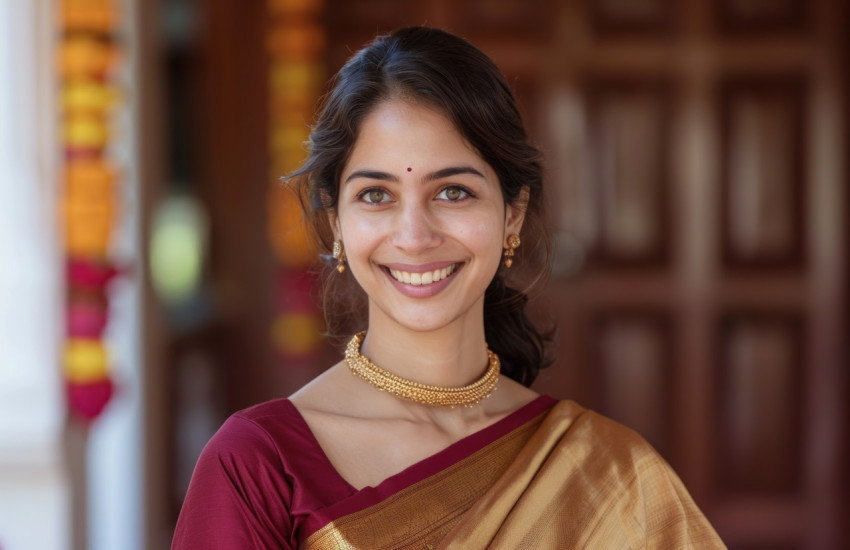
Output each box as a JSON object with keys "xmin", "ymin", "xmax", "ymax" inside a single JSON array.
[
  {"xmin": 323, "ymin": 0, "xmax": 848, "ymax": 547},
  {"xmin": 534, "ymin": 1, "xmax": 847, "ymax": 548}
]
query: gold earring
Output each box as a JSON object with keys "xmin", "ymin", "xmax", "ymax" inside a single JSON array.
[
  {"xmin": 503, "ymin": 234, "xmax": 520, "ymax": 268},
  {"xmin": 332, "ymin": 241, "xmax": 346, "ymax": 273}
]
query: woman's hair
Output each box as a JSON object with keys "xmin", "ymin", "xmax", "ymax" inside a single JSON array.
[{"xmin": 288, "ymin": 26, "xmax": 553, "ymax": 386}]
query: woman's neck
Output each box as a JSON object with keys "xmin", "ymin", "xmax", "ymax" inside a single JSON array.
[{"xmin": 360, "ymin": 310, "xmax": 490, "ymax": 389}]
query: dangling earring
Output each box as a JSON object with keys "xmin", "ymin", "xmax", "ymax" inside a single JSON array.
[
  {"xmin": 332, "ymin": 240, "xmax": 347, "ymax": 273},
  {"xmin": 503, "ymin": 234, "xmax": 520, "ymax": 268}
]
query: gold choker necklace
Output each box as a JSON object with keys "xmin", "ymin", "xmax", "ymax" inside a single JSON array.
[{"xmin": 344, "ymin": 331, "xmax": 500, "ymax": 408}]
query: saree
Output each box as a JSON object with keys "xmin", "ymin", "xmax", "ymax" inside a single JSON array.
[
  {"xmin": 173, "ymin": 396, "xmax": 724, "ymax": 549},
  {"xmin": 302, "ymin": 399, "xmax": 724, "ymax": 549}
]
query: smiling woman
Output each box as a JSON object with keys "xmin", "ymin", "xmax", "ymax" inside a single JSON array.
[
  {"xmin": 172, "ymin": 27, "xmax": 725, "ymax": 549},
  {"xmin": 331, "ymin": 99, "xmax": 524, "ymax": 339}
]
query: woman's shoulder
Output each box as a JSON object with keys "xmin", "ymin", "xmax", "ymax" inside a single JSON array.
[
  {"xmin": 547, "ymin": 400, "xmax": 669, "ymax": 469},
  {"xmin": 216, "ymin": 362, "xmax": 349, "ymax": 451},
  {"xmin": 196, "ymin": 399, "xmax": 299, "ymax": 469},
  {"xmin": 174, "ymin": 399, "xmax": 302, "ymax": 548},
  {"xmin": 231, "ymin": 397, "xmax": 300, "ymax": 427},
  {"xmin": 531, "ymin": 400, "xmax": 724, "ymax": 546}
]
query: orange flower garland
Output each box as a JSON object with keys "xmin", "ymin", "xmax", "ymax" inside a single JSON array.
[
  {"xmin": 58, "ymin": 0, "xmax": 123, "ymax": 422},
  {"xmin": 267, "ymin": 0, "xmax": 326, "ymax": 360}
]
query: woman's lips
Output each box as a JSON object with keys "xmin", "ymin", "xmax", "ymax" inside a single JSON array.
[
  {"xmin": 387, "ymin": 263, "xmax": 458, "ymax": 286},
  {"xmin": 380, "ymin": 262, "xmax": 463, "ymax": 298}
]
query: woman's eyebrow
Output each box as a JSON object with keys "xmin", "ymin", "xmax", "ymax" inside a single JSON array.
[
  {"xmin": 424, "ymin": 166, "xmax": 485, "ymax": 182},
  {"xmin": 344, "ymin": 170, "xmax": 398, "ymax": 184},
  {"xmin": 343, "ymin": 165, "xmax": 485, "ymax": 185}
]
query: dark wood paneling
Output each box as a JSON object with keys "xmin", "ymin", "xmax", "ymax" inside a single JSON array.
[
  {"xmin": 714, "ymin": 312, "xmax": 804, "ymax": 497},
  {"xmin": 720, "ymin": 76, "xmax": 806, "ymax": 270},
  {"xmin": 585, "ymin": 0, "xmax": 674, "ymax": 36},
  {"xmin": 455, "ymin": 0, "xmax": 556, "ymax": 37},
  {"xmin": 587, "ymin": 310, "xmax": 674, "ymax": 459},
  {"xmin": 716, "ymin": 0, "xmax": 809, "ymax": 34},
  {"xmin": 583, "ymin": 78, "xmax": 673, "ymax": 267},
  {"xmin": 322, "ymin": 0, "xmax": 429, "ymax": 71}
]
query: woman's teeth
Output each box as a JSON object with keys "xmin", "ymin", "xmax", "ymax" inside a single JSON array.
[{"xmin": 389, "ymin": 264, "xmax": 457, "ymax": 286}]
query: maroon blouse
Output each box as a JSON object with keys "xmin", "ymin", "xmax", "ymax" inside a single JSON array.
[{"xmin": 171, "ymin": 395, "xmax": 557, "ymax": 549}]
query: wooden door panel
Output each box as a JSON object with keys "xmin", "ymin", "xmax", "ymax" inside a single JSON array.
[
  {"xmin": 714, "ymin": 312, "xmax": 805, "ymax": 497},
  {"xmin": 584, "ymin": 78, "xmax": 673, "ymax": 265},
  {"xmin": 716, "ymin": 0, "xmax": 809, "ymax": 34},
  {"xmin": 588, "ymin": 311, "xmax": 674, "ymax": 459},
  {"xmin": 720, "ymin": 76, "xmax": 806, "ymax": 268},
  {"xmin": 587, "ymin": 0, "xmax": 675, "ymax": 35},
  {"xmin": 542, "ymin": 0, "xmax": 845, "ymax": 547}
]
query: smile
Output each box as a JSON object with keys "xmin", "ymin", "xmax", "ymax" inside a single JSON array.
[{"xmin": 388, "ymin": 263, "xmax": 458, "ymax": 286}]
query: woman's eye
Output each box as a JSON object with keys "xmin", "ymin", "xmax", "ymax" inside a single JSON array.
[
  {"xmin": 437, "ymin": 186, "xmax": 469, "ymax": 201},
  {"xmin": 359, "ymin": 189, "xmax": 389, "ymax": 204}
]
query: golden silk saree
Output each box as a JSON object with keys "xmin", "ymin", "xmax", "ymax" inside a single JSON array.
[{"xmin": 301, "ymin": 399, "xmax": 724, "ymax": 549}]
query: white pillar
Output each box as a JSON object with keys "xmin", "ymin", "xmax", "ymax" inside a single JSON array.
[{"xmin": 0, "ymin": 0, "xmax": 69, "ymax": 549}]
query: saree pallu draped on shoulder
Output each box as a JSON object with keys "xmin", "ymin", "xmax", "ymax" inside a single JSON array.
[{"xmin": 303, "ymin": 401, "xmax": 725, "ymax": 549}]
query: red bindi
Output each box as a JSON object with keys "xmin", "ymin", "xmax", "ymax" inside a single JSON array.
[{"xmin": 407, "ymin": 167, "xmax": 412, "ymax": 172}]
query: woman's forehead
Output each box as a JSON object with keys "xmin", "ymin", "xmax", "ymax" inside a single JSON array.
[{"xmin": 344, "ymin": 99, "xmax": 487, "ymax": 173}]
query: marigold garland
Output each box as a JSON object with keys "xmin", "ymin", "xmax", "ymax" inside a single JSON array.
[
  {"xmin": 58, "ymin": 0, "xmax": 123, "ymax": 422},
  {"xmin": 267, "ymin": 0, "xmax": 326, "ymax": 360}
]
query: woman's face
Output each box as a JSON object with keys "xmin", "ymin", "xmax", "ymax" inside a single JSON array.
[{"xmin": 333, "ymin": 99, "xmax": 525, "ymax": 334}]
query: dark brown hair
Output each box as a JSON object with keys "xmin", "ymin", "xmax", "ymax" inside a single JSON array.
[{"xmin": 288, "ymin": 26, "xmax": 553, "ymax": 385}]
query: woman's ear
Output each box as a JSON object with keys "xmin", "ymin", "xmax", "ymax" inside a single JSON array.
[{"xmin": 505, "ymin": 186, "xmax": 529, "ymax": 236}]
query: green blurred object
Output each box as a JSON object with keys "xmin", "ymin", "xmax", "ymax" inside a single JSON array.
[{"xmin": 150, "ymin": 194, "xmax": 208, "ymax": 305}]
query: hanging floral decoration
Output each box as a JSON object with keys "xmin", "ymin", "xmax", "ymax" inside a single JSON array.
[
  {"xmin": 58, "ymin": 0, "xmax": 123, "ymax": 422},
  {"xmin": 267, "ymin": 0, "xmax": 326, "ymax": 362}
]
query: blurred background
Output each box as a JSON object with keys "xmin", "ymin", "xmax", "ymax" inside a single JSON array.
[{"xmin": 0, "ymin": 0, "xmax": 847, "ymax": 548}]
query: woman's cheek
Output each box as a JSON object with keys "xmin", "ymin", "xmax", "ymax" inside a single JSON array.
[{"xmin": 468, "ymin": 215, "xmax": 505, "ymax": 245}]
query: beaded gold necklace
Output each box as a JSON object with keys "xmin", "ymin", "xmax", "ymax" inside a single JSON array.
[{"xmin": 344, "ymin": 331, "xmax": 500, "ymax": 407}]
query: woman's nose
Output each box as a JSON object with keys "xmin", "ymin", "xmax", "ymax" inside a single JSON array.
[{"xmin": 390, "ymin": 201, "xmax": 441, "ymax": 253}]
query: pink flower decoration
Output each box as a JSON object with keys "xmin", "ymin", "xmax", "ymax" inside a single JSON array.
[
  {"xmin": 67, "ymin": 258, "xmax": 120, "ymax": 289},
  {"xmin": 66, "ymin": 302, "xmax": 109, "ymax": 338},
  {"xmin": 67, "ymin": 378, "xmax": 115, "ymax": 422}
]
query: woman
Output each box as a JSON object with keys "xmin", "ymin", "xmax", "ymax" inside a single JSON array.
[{"xmin": 173, "ymin": 27, "xmax": 723, "ymax": 548}]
